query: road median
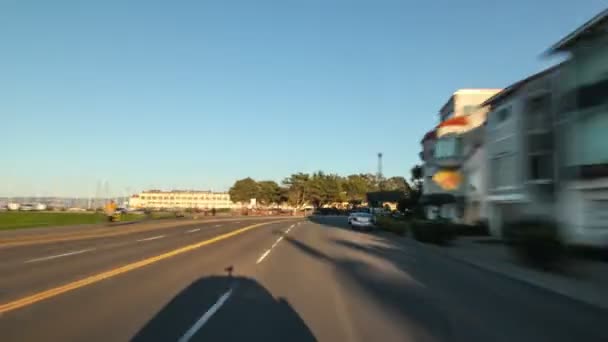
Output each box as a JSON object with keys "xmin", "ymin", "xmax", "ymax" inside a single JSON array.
[{"xmin": 0, "ymin": 216, "xmax": 295, "ymax": 248}]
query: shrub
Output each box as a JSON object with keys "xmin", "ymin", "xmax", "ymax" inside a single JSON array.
[
  {"xmin": 504, "ymin": 219, "xmax": 564, "ymax": 269},
  {"xmin": 411, "ymin": 220, "xmax": 456, "ymax": 245},
  {"xmin": 375, "ymin": 216, "xmax": 409, "ymax": 236},
  {"xmin": 452, "ymin": 221, "xmax": 489, "ymax": 237}
]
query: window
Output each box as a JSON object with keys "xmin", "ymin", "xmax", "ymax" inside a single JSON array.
[
  {"xmin": 497, "ymin": 107, "xmax": 510, "ymax": 123},
  {"xmin": 490, "ymin": 153, "xmax": 517, "ymax": 188},
  {"xmin": 434, "ymin": 137, "xmax": 461, "ymax": 158},
  {"xmin": 441, "ymin": 109, "xmax": 454, "ymax": 121},
  {"xmin": 526, "ymin": 94, "xmax": 551, "ymax": 132},
  {"xmin": 462, "ymin": 105, "xmax": 477, "ymax": 115},
  {"xmin": 529, "ymin": 154, "xmax": 553, "ymax": 180},
  {"xmin": 527, "ymin": 133, "xmax": 553, "ymax": 154},
  {"xmin": 564, "ymin": 110, "xmax": 608, "ymax": 166}
]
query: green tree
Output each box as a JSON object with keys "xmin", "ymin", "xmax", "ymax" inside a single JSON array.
[
  {"xmin": 228, "ymin": 177, "xmax": 260, "ymax": 203},
  {"xmin": 282, "ymin": 173, "xmax": 310, "ymax": 208},
  {"xmin": 257, "ymin": 180, "xmax": 281, "ymax": 206},
  {"xmin": 379, "ymin": 176, "xmax": 410, "ymax": 192},
  {"xmin": 410, "ymin": 165, "xmax": 423, "ymax": 192},
  {"xmin": 343, "ymin": 174, "xmax": 369, "ymax": 204}
]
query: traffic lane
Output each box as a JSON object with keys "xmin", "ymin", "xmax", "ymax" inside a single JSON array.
[
  {"xmin": 308, "ymin": 217, "xmax": 608, "ymax": 341},
  {"xmin": 0, "ymin": 217, "xmax": 279, "ymax": 266},
  {"xmin": 0, "ymin": 216, "xmax": 288, "ymax": 247},
  {"xmin": 0, "ymin": 219, "xmax": 297, "ymax": 303},
  {"xmin": 169, "ymin": 276, "xmax": 316, "ymax": 342},
  {"xmin": 0, "ymin": 219, "xmax": 299, "ymax": 342},
  {"xmin": 250, "ymin": 220, "xmax": 421, "ymax": 342}
]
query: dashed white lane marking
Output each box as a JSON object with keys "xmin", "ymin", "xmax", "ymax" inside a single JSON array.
[
  {"xmin": 136, "ymin": 235, "xmax": 165, "ymax": 242},
  {"xmin": 24, "ymin": 248, "xmax": 96, "ymax": 263},
  {"xmin": 177, "ymin": 288, "xmax": 233, "ymax": 342},
  {"xmin": 235, "ymin": 221, "xmax": 241, "ymax": 224},
  {"xmin": 256, "ymin": 249, "xmax": 272, "ymax": 264},
  {"xmin": 186, "ymin": 228, "xmax": 201, "ymax": 233},
  {"xmin": 214, "ymin": 224, "xmax": 222, "ymax": 227},
  {"xmin": 285, "ymin": 227, "xmax": 293, "ymax": 234},
  {"xmin": 271, "ymin": 236, "xmax": 284, "ymax": 248}
]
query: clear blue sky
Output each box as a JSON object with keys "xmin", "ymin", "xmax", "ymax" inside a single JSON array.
[{"xmin": 1, "ymin": 0, "xmax": 605, "ymax": 197}]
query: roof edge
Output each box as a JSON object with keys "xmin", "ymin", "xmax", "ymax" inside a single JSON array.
[{"xmin": 546, "ymin": 8, "xmax": 608, "ymax": 54}]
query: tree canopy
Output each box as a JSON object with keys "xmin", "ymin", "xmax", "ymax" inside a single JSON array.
[
  {"xmin": 228, "ymin": 177, "xmax": 259, "ymax": 203},
  {"xmin": 229, "ymin": 171, "xmax": 413, "ymax": 208}
]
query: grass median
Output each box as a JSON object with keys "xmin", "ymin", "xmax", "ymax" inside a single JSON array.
[{"xmin": 0, "ymin": 211, "xmax": 146, "ymax": 231}]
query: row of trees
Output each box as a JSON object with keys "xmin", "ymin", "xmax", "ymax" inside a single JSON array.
[{"xmin": 229, "ymin": 170, "xmax": 421, "ymax": 208}]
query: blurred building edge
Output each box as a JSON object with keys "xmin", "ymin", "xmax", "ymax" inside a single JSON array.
[
  {"xmin": 418, "ymin": 8, "xmax": 608, "ymax": 248},
  {"xmin": 482, "ymin": 65, "xmax": 561, "ymax": 237},
  {"xmin": 419, "ymin": 89, "xmax": 501, "ymax": 223},
  {"xmin": 485, "ymin": 8, "xmax": 608, "ymax": 247},
  {"xmin": 547, "ymin": 9, "xmax": 608, "ymax": 247}
]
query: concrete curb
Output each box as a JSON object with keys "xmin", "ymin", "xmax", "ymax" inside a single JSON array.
[{"xmin": 402, "ymin": 236, "xmax": 608, "ymax": 311}]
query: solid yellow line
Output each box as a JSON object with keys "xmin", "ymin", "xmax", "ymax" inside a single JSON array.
[
  {"xmin": 0, "ymin": 220, "xmax": 286, "ymax": 314},
  {"xmin": 0, "ymin": 217, "xmax": 286, "ymax": 248}
]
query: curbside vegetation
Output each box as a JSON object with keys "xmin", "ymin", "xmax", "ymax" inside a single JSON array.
[
  {"xmin": 503, "ymin": 218, "xmax": 565, "ymax": 270},
  {"xmin": 375, "ymin": 216, "xmax": 410, "ymax": 236},
  {"xmin": 410, "ymin": 220, "xmax": 457, "ymax": 245},
  {"xmin": 375, "ymin": 215, "xmax": 488, "ymax": 245}
]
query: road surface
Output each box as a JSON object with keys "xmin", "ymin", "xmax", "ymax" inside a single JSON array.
[{"xmin": 0, "ymin": 216, "xmax": 606, "ymax": 341}]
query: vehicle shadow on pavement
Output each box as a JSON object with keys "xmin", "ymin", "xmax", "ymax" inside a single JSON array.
[
  {"xmin": 132, "ymin": 275, "xmax": 316, "ymax": 342},
  {"xmin": 286, "ymin": 219, "xmax": 608, "ymax": 342},
  {"xmin": 282, "ymin": 235, "xmax": 449, "ymax": 341},
  {"xmin": 307, "ymin": 215, "xmax": 350, "ymax": 230}
]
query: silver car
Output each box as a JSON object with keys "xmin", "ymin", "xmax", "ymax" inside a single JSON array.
[{"xmin": 348, "ymin": 212, "xmax": 375, "ymax": 230}]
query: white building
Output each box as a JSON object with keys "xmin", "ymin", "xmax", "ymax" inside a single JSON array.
[
  {"xmin": 128, "ymin": 190, "xmax": 239, "ymax": 210},
  {"xmin": 482, "ymin": 66, "xmax": 560, "ymax": 237},
  {"xmin": 420, "ymin": 89, "xmax": 501, "ymax": 222},
  {"xmin": 482, "ymin": 8, "xmax": 608, "ymax": 247},
  {"xmin": 548, "ymin": 9, "xmax": 608, "ymax": 247}
]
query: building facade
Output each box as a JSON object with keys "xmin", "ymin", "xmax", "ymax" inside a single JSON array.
[
  {"xmin": 420, "ymin": 89, "xmax": 500, "ymax": 222},
  {"xmin": 549, "ymin": 10, "xmax": 608, "ymax": 247},
  {"xmin": 128, "ymin": 190, "xmax": 238, "ymax": 210},
  {"xmin": 481, "ymin": 8, "xmax": 608, "ymax": 247},
  {"xmin": 482, "ymin": 66, "xmax": 560, "ymax": 237}
]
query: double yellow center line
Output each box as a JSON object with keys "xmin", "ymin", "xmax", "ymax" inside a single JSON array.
[{"xmin": 0, "ymin": 220, "xmax": 289, "ymax": 314}]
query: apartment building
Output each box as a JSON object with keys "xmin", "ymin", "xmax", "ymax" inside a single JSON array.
[
  {"xmin": 420, "ymin": 89, "xmax": 500, "ymax": 222},
  {"xmin": 481, "ymin": 66, "xmax": 560, "ymax": 237},
  {"xmin": 128, "ymin": 190, "xmax": 238, "ymax": 210},
  {"xmin": 549, "ymin": 9, "xmax": 608, "ymax": 247},
  {"xmin": 480, "ymin": 8, "xmax": 608, "ymax": 247}
]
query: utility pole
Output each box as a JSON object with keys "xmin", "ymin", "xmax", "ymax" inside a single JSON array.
[{"xmin": 377, "ymin": 152, "xmax": 384, "ymax": 187}]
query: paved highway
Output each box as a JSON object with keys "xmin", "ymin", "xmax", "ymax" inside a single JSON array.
[{"xmin": 0, "ymin": 216, "xmax": 607, "ymax": 341}]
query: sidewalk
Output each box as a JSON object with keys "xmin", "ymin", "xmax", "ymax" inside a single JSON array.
[{"xmin": 419, "ymin": 236, "xmax": 608, "ymax": 310}]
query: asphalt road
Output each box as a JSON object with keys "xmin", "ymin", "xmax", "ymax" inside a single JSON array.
[{"xmin": 0, "ymin": 216, "xmax": 607, "ymax": 341}]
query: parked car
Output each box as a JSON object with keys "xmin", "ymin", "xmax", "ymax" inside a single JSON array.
[{"xmin": 348, "ymin": 212, "xmax": 376, "ymax": 230}]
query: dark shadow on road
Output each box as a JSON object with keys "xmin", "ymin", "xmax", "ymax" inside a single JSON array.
[
  {"xmin": 132, "ymin": 275, "xmax": 316, "ymax": 342},
  {"xmin": 289, "ymin": 217, "xmax": 608, "ymax": 341},
  {"xmin": 307, "ymin": 215, "xmax": 350, "ymax": 230}
]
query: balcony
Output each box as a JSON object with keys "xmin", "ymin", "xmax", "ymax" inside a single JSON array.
[{"xmin": 433, "ymin": 136, "xmax": 464, "ymax": 168}]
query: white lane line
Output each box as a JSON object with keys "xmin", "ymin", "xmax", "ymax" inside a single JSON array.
[
  {"xmin": 235, "ymin": 221, "xmax": 241, "ymax": 224},
  {"xmin": 177, "ymin": 288, "xmax": 233, "ymax": 342},
  {"xmin": 136, "ymin": 235, "xmax": 165, "ymax": 242},
  {"xmin": 24, "ymin": 248, "xmax": 96, "ymax": 264},
  {"xmin": 285, "ymin": 227, "xmax": 292, "ymax": 234},
  {"xmin": 256, "ymin": 249, "xmax": 272, "ymax": 264},
  {"xmin": 271, "ymin": 236, "xmax": 283, "ymax": 248},
  {"xmin": 186, "ymin": 228, "xmax": 201, "ymax": 233},
  {"xmin": 214, "ymin": 224, "xmax": 222, "ymax": 227}
]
